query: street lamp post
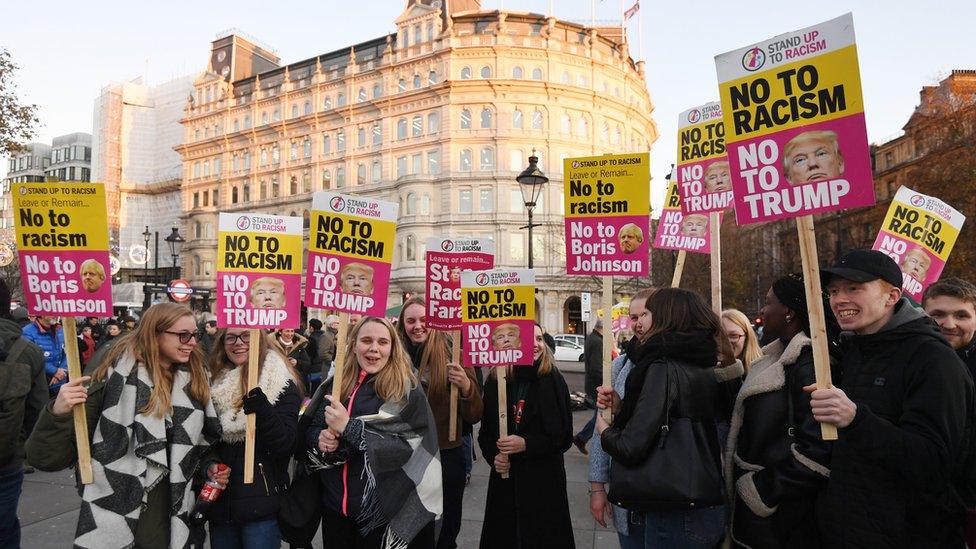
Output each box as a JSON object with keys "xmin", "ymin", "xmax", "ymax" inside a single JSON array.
[
  {"xmin": 164, "ymin": 227, "xmax": 185, "ymax": 280},
  {"xmin": 142, "ymin": 226, "xmax": 151, "ymax": 283},
  {"xmin": 517, "ymin": 152, "xmax": 548, "ymax": 270}
]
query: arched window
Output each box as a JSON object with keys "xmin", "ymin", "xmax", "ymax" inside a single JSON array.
[
  {"xmin": 373, "ymin": 83, "xmax": 382, "ymax": 99},
  {"xmin": 358, "ymin": 87, "xmax": 367, "ymax": 102},
  {"xmin": 357, "ymin": 127, "xmax": 366, "ymax": 147},
  {"xmin": 615, "ymin": 126, "xmax": 622, "ymax": 146},
  {"xmin": 233, "ymin": 119, "xmax": 240, "ymax": 132},
  {"xmin": 303, "ymin": 170, "xmax": 311, "ymax": 193},
  {"xmin": 413, "ymin": 25, "xmax": 421, "ymax": 45},
  {"xmin": 532, "ymin": 110, "xmax": 543, "ymax": 130},
  {"xmin": 426, "ymin": 22, "xmax": 434, "ymax": 41},
  {"xmin": 272, "ymin": 144, "xmax": 280, "ymax": 164},
  {"xmin": 481, "ymin": 66, "xmax": 492, "ymax": 78},
  {"xmin": 578, "ymin": 75, "xmax": 588, "ymax": 88},
  {"xmin": 406, "ymin": 193, "xmax": 417, "ymax": 215},
  {"xmin": 371, "ymin": 161, "xmax": 381, "ymax": 183},
  {"xmin": 260, "ymin": 179, "xmax": 267, "ymax": 200},
  {"xmin": 459, "ymin": 149, "xmax": 472, "ymax": 171},
  {"xmin": 321, "ymin": 169, "xmax": 332, "ymax": 189},
  {"xmin": 406, "ymin": 234, "xmax": 416, "ymax": 261},
  {"xmin": 513, "ymin": 66, "xmax": 523, "ymax": 79},
  {"xmin": 602, "ymin": 122, "xmax": 610, "ymax": 142},
  {"xmin": 427, "ymin": 112, "xmax": 440, "ymax": 133},
  {"xmin": 303, "ymin": 101, "xmax": 312, "ymax": 115},
  {"xmin": 397, "ymin": 118, "xmax": 408, "ymax": 139},
  {"xmin": 412, "ymin": 115, "xmax": 423, "ymax": 137},
  {"xmin": 561, "ymin": 71, "xmax": 571, "ymax": 84},
  {"xmin": 242, "ymin": 182, "xmax": 250, "ymax": 202},
  {"xmin": 428, "ymin": 71, "xmax": 437, "ymax": 85},
  {"xmin": 357, "ymin": 163, "xmax": 366, "ymax": 185},
  {"xmin": 336, "ymin": 166, "xmax": 345, "ymax": 188},
  {"xmin": 271, "ymin": 177, "xmax": 280, "ymax": 198},
  {"xmin": 273, "ymin": 109, "xmax": 281, "ymax": 121},
  {"xmin": 460, "ymin": 109, "xmax": 472, "ymax": 129},
  {"xmin": 578, "ymin": 117, "xmax": 589, "ymax": 137},
  {"xmin": 510, "ymin": 148, "xmax": 525, "ymax": 171},
  {"xmin": 513, "ymin": 109, "xmax": 523, "ymax": 129},
  {"xmin": 289, "ymin": 176, "xmax": 298, "ymax": 195},
  {"xmin": 261, "ymin": 112, "xmax": 269, "ymax": 125},
  {"xmin": 337, "ymin": 92, "xmax": 346, "ymax": 107},
  {"xmin": 303, "ymin": 210, "xmax": 310, "ymax": 229},
  {"xmin": 337, "ymin": 129, "xmax": 345, "ymax": 151},
  {"xmin": 421, "ymin": 194, "xmax": 431, "ymax": 215},
  {"xmin": 194, "ymin": 221, "xmax": 202, "ymax": 239},
  {"xmin": 231, "ymin": 186, "xmax": 239, "ymax": 203},
  {"xmin": 260, "ymin": 148, "xmax": 268, "ymax": 166},
  {"xmin": 532, "ymin": 67, "xmax": 543, "ymax": 80},
  {"xmin": 480, "ymin": 108, "xmax": 492, "ymax": 129},
  {"xmin": 460, "ymin": 66, "xmax": 471, "ymax": 80},
  {"xmin": 561, "ymin": 113, "xmax": 571, "ymax": 134},
  {"xmin": 290, "ymin": 142, "xmax": 298, "ymax": 160},
  {"xmin": 398, "ymin": 79, "xmax": 407, "ymax": 92},
  {"xmin": 243, "ymin": 115, "xmax": 251, "ymax": 129},
  {"xmin": 303, "ymin": 137, "xmax": 311, "ymax": 158},
  {"xmin": 291, "ymin": 104, "xmax": 299, "ymax": 118},
  {"xmin": 413, "ymin": 74, "xmax": 421, "ymax": 89},
  {"xmin": 322, "ymin": 134, "xmax": 331, "ymax": 155},
  {"xmin": 480, "ymin": 147, "xmax": 494, "ymax": 171},
  {"xmin": 323, "ymin": 96, "xmax": 332, "ymax": 110},
  {"xmin": 372, "ymin": 122, "xmax": 382, "ymax": 146}
]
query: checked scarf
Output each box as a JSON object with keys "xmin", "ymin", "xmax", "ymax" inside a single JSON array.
[{"xmin": 74, "ymin": 351, "xmax": 221, "ymax": 549}]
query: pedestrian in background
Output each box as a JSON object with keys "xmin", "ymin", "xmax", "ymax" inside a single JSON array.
[
  {"xmin": 21, "ymin": 315, "xmax": 67, "ymax": 395},
  {"xmin": 98, "ymin": 319, "xmax": 122, "ymax": 349},
  {"xmin": 276, "ymin": 328, "xmax": 311, "ymax": 392},
  {"xmin": 0, "ymin": 280, "xmax": 48, "ymax": 548},
  {"xmin": 479, "ymin": 322, "xmax": 575, "ymax": 549},
  {"xmin": 306, "ymin": 318, "xmax": 330, "ymax": 393},
  {"xmin": 573, "ymin": 319, "xmax": 604, "ymax": 455},
  {"xmin": 397, "ymin": 297, "xmax": 483, "ymax": 549},
  {"xmin": 26, "ymin": 303, "xmax": 220, "ymax": 549},
  {"xmin": 198, "ymin": 319, "xmax": 218, "ymax": 357},
  {"xmin": 206, "ymin": 327, "xmax": 302, "ymax": 548},
  {"xmin": 78, "ymin": 325, "xmax": 96, "ymax": 368}
]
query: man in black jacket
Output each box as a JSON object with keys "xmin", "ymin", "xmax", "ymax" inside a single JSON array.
[
  {"xmin": 811, "ymin": 250, "xmax": 972, "ymax": 547},
  {"xmin": 573, "ymin": 320, "xmax": 604, "ymax": 455},
  {"xmin": 923, "ymin": 277, "xmax": 976, "ymax": 381}
]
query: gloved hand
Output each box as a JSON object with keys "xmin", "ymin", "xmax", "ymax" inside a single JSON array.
[{"xmin": 242, "ymin": 387, "xmax": 270, "ymax": 415}]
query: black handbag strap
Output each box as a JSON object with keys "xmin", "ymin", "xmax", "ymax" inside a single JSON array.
[
  {"xmin": 785, "ymin": 364, "xmax": 796, "ymax": 439},
  {"xmin": 658, "ymin": 361, "xmax": 672, "ymax": 448}
]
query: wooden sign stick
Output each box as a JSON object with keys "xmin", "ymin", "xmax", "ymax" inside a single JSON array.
[
  {"xmin": 331, "ymin": 312, "xmax": 351, "ymax": 405},
  {"xmin": 601, "ymin": 277, "xmax": 613, "ymax": 423},
  {"xmin": 62, "ymin": 317, "xmax": 93, "ymax": 485},
  {"xmin": 496, "ymin": 364, "xmax": 510, "ymax": 479},
  {"xmin": 796, "ymin": 215, "xmax": 839, "ymax": 441},
  {"xmin": 709, "ymin": 212, "xmax": 722, "ymax": 315},
  {"xmin": 671, "ymin": 250, "xmax": 687, "ymax": 288},
  {"xmin": 449, "ymin": 331, "xmax": 460, "ymax": 442},
  {"xmin": 243, "ymin": 328, "xmax": 261, "ymax": 484}
]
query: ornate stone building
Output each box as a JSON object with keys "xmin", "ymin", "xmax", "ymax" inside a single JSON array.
[{"xmin": 177, "ymin": 0, "xmax": 658, "ymax": 331}]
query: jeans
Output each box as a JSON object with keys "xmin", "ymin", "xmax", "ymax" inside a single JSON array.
[
  {"xmin": 210, "ymin": 519, "xmax": 281, "ymax": 549},
  {"xmin": 437, "ymin": 446, "xmax": 467, "ymax": 549},
  {"xmin": 0, "ymin": 467, "xmax": 24, "ymax": 548},
  {"xmin": 575, "ymin": 410, "xmax": 597, "ymax": 441},
  {"xmin": 628, "ymin": 505, "xmax": 726, "ymax": 549},
  {"xmin": 461, "ymin": 433, "xmax": 474, "ymax": 476}
]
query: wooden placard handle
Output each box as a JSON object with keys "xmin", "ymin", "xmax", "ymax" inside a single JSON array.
[
  {"xmin": 601, "ymin": 277, "xmax": 613, "ymax": 424},
  {"xmin": 496, "ymin": 364, "xmax": 509, "ymax": 479},
  {"xmin": 62, "ymin": 317, "xmax": 93, "ymax": 485},
  {"xmin": 796, "ymin": 215, "xmax": 839, "ymax": 441},
  {"xmin": 671, "ymin": 250, "xmax": 687, "ymax": 288},
  {"xmin": 331, "ymin": 312, "xmax": 350, "ymax": 405},
  {"xmin": 709, "ymin": 212, "xmax": 722, "ymax": 316},
  {"xmin": 243, "ymin": 328, "xmax": 261, "ymax": 484},
  {"xmin": 449, "ymin": 331, "xmax": 460, "ymax": 442}
]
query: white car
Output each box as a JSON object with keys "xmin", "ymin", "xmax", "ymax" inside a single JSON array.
[
  {"xmin": 553, "ymin": 338, "xmax": 585, "ymax": 362},
  {"xmin": 553, "ymin": 334, "xmax": 585, "ymax": 347}
]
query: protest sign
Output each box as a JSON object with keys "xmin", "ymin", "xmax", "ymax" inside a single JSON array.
[
  {"xmin": 564, "ymin": 153, "xmax": 650, "ymax": 276},
  {"xmin": 716, "ymin": 13, "xmax": 875, "ymax": 226},
  {"xmin": 217, "ymin": 213, "xmax": 303, "ymax": 329},
  {"xmin": 12, "ymin": 182, "xmax": 112, "ymax": 317},
  {"xmin": 305, "ymin": 192, "xmax": 398, "ymax": 318},
  {"xmin": 676, "ymin": 102, "xmax": 733, "ymax": 214},
  {"xmin": 460, "ymin": 269, "xmax": 534, "ymax": 368},
  {"xmin": 654, "ymin": 181, "xmax": 713, "ymax": 254},
  {"xmin": 425, "ymin": 237, "xmax": 495, "ymax": 330},
  {"xmin": 873, "ymin": 187, "xmax": 966, "ymax": 301}
]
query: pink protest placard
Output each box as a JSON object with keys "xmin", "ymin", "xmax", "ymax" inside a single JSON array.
[
  {"xmin": 715, "ymin": 13, "xmax": 876, "ymax": 225},
  {"xmin": 216, "ymin": 213, "xmax": 303, "ymax": 329},
  {"xmin": 13, "ymin": 182, "xmax": 113, "ymax": 317},
  {"xmin": 305, "ymin": 192, "xmax": 398, "ymax": 317},
  {"xmin": 425, "ymin": 237, "xmax": 495, "ymax": 330},
  {"xmin": 676, "ymin": 102, "xmax": 734, "ymax": 214},
  {"xmin": 460, "ymin": 269, "xmax": 535, "ymax": 367},
  {"xmin": 873, "ymin": 186, "xmax": 966, "ymax": 301},
  {"xmin": 653, "ymin": 181, "xmax": 713, "ymax": 254}
]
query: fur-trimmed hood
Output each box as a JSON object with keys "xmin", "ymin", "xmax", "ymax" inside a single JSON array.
[
  {"xmin": 276, "ymin": 332, "xmax": 308, "ymax": 352},
  {"xmin": 211, "ymin": 351, "xmax": 294, "ymax": 443}
]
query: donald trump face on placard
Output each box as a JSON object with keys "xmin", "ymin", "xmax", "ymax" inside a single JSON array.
[
  {"xmin": 680, "ymin": 214, "xmax": 708, "ymax": 238},
  {"xmin": 249, "ymin": 277, "xmax": 286, "ymax": 308},
  {"xmin": 901, "ymin": 247, "xmax": 931, "ymax": 282},
  {"xmin": 340, "ymin": 262, "xmax": 375, "ymax": 296},
  {"xmin": 704, "ymin": 160, "xmax": 732, "ymax": 193},
  {"xmin": 491, "ymin": 323, "xmax": 521, "ymax": 351},
  {"xmin": 783, "ymin": 130, "xmax": 845, "ymax": 184}
]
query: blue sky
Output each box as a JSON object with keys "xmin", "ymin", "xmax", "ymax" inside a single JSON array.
[{"xmin": 3, "ymin": 0, "xmax": 972, "ymax": 210}]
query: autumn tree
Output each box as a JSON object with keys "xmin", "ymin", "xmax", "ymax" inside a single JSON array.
[{"xmin": 0, "ymin": 48, "xmax": 39, "ymax": 155}]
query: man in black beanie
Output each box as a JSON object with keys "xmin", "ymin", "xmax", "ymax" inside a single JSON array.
[{"xmin": 0, "ymin": 279, "xmax": 48, "ymax": 547}]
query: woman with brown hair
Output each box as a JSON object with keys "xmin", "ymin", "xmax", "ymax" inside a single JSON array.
[
  {"xmin": 397, "ymin": 296, "xmax": 482, "ymax": 549},
  {"xmin": 478, "ymin": 322, "xmax": 575, "ymax": 549},
  {"xmin": 26, "ymin": 303, "xmax": 221, "ymax": 549},
  {"xmin": 596, "ymin": 288, "xmax": 732, "ymax": 548},
  {"xmin": 205, "ymin": 327, "xmax": 303, "ymax": 548},
  {"xmin": 304, "ymin": 316, "xmax": 441, "ymax": 549}
]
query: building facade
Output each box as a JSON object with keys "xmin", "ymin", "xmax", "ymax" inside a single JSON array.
[
  {"xmin": 2, "ymin": 134, "xmax": 92, "ymax": 231},
  {"xmin": 177, "ymin": 0, "xmax": 658, "ymax": 332}
]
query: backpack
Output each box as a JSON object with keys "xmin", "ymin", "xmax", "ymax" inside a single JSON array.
[{"xmin": 0, "ymin": 337, "xmax": 33, "ymax": 466}]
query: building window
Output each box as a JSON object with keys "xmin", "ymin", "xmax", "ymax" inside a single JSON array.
[
  {"xmin": 232, "ymin": 186, "xmax": 239, "ymax": 203},
  {"xmin": 413, "ymin": 74, "xmax": 422, "ymax": 89},
  {"xmin": 510, "ymin": 189, "xmax": 524, "ymax": 213},
  {"xmin": 322, "ymin": 169, "xmax": 332, "ymax": 189},
  {"xmin": 602, "ymin": 122, "xmax": 610, "ymax": 142},
  {"xmin": 460, "ymin": 109, "xmax": 472, "ymax": 129},
  {"xmin": 291, "ymin": 104, "xmax": 299, "ymax": 118},
  {"xmin": 513, "ymin": 109, "xmax": 523, "ymax": 129},
  {"xmin": 406, "ymin": 193, "xmax": 417, "ymax": 214},
  {"xmin": 510, "ymin": 233, "xmax": 525, "ymax": 262},
  {"xmin": 303, "ymin": 170, "xmax": 311, "ymax": 193},
  {"xmin": 412, "ymin": 154, "xmax": 422, "ymax": 174},
  {"xmin": 272, "ymin": 144, "xmax": 280, "ymax": 164},
  {"xmin": 480, "ymin": 147, "xmax": 494, "ymax": 171},
  {"xmin": 561, "ymin": 71, "xmax": 571, "ymax": 85},
  {"xmin": 427, "ymin": 150, "xmax": 439, "ymax": 174},
  {"xmin": 480, "ymin": 188, "xmax": 493, "ymax": 212},
  {"xmin": 481, "ymin": 66, "xmax": 492, "ymax": 78},
  {"xmin": 421, "ymin": 194, "xmax": 431, "ymax": 215},
  {"xmin": 578, "ymin": 75, "xmax": 588, "ymax": 87},
  {"xmin": 243, "ymin": 182, "xmax": 250, "ymax": 201},
  {"xmin": 304, "ymin": 101, "xmax": 312, "ymax": 115},
  {"xmin": 459, "ymin": 149, "xmax": 472, "ymax": 172},
  {"xmin": 290, "ymin": 176, "xmax": 298, "ymax": 195},
  {"xmin": 337, "ymin": 92, "xmax": 346, "ymax": 107},
  {"xmin": 214, "ymin": 158, "xmax": 221, "ymax": 175},
  {"xmin": 322, "ymin": 135, "xmax": 331, "ymax": 154},
  {"xmin": 427, "ymin": 112, "xmax": 440, "ymax": 133},
  {"xmin": 358, "ymin": 87, "xmax": 367, "ymax": 102},
  {"xmin": 273, "ymin": 109, "xmax": 281, "ymax": 122},
  {"xmin": 397, "ymin": 156, "xmax": 407, "ymax": 178},
  {"xmin": 260, "ymin": 180, "xmax": 267, "ymax": 200},
  {"xmin": 358, "ymin": 127, "xmax": 366, "ymax": 147},
  {"xmin": 426, "ymin": 22, "xmax": 434, "ymax": 41},
  {"xmin": 373, "ymin": 83, "xmax": 382, "ymax": 99},
  {"xmin": 290, "ymin": 142, "xmax": 299, "ymax": 161},
  {"xmin": 412, "ymin": 116, "xmax": 423, "ymax": 137},
  {"xmin": 233, "ymin": 119, "xmax": 240, "ymax": 132},
  {"xmin": 510, "ymin": 149, "xmax": 525, "ymax": 171},
  {"xmin": 270, "ymin": 178, "xmax": 279, "ymax": 198},
  {"xmin": 561, "ymin": 114, "xmax": 571, "ymax": 134},
  {"xmin": 193, "ymin": 192, "xmax": 199, "ymax": 208},
  {"xmin": 428, "ymin": 70, "xmax": 437, "ymax": 85},
  {"xmin": 324, "ymin": 96, "xmax": 332, "ymax": 110},
  {"xmin": 397, "ymin": 118, "xmax": 408, "ymax": 139},
  {"xmin": 578, "ymin": 117, "xmax": 588, "ymax": 137},
  {"xmin": 406, "ymin": 234, "xmax": 416, "ymax": 261},
  {"xmin": 532, "ymin": 68, "xmax": 543, "ymax": 80},
  {"xmin": 371, "ymin": 161, "xmax": 381, "ymax": 182},
  {"xmin": 261, "ymin": 112, "xmax": 269, "ymax": 125},
  {"xmin": 481, "ymin": 108, "xmax": 492, "ymax": 129},
  {"xmin": 398, "ymin": 78, "xmax": 407, "ymax": 93},
  {"xmin": 372, "ymin": 123, "xmax": 382, "ymax": 146},
  {"xmin": 460, "ymin": 66, "xmax": 471, "ymax": 80},
  {"xmin": 532, "ymin": 110, "xmax": 543, "ymax": 130},
  {"xmin": 303, "ymin": 138, "xmax": 311, "ymax": 158},
  {"xmin": 357, "ymin": 163, "xmax": 366, "ymax": 185},
  {"xmin": 244, "ymin": 115, "xmax": 251, "ymax": 129},
  {"xmin": 513, "ymin": 66, "xmax": 523, "ymax": 79},
  {"xmin": 193, "ymin": 162, "xmax": 201, "ymax": 178},
  {"xmin": 336, "ymin": 167, "xmax": 345, "ymax": 188},
  {"xmin": 337, "ymin": 129, "xmax": 345, "ymax": 151},
  {"xmin": 413, "ymin": 24, "xmax": 421, "ymax": 45},
  {"xmin": 459, "ymin": 189, "xmax": 472, "ymax": 213},
  {"xmin": 243, "ymin": 151, "xmax": 251, "ymax": 170}
]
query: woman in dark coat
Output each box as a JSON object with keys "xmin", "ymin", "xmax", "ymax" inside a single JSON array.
[
  {"xmin": 206, "ymin": 327, "xmax": 303, "ymax": 548},
  {"xmin": 724, "ymin": 275, "xmax": 833, "ymax": 548},
  {"xmin": 478, "ymin": 322, "xmax": 575, "ymax": 549}
]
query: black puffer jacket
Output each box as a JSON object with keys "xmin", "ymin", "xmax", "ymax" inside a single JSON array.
[
  {"xmin": 726, "ymin": 333, "xmax": 831, "ymax": 549},
  {"xmin": 817, "ymin": 299, "xmax": 972, "ymax": 548}
]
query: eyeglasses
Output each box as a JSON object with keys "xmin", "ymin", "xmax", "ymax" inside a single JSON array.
[
  {"xmin": 223, "ymin": 333, "xmax": 251, "ymax": 346},
  {"xmin": 727, "ymin": 334, "xmax": 745, "ymax": 342},
  {"xmin": 162, "ymin": 331, "xmax": 199, "ymax": 344}
]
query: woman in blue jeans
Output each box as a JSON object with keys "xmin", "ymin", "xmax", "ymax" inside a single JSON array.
[
  {"xmin": 596, "ymin": 288, "xmax": 731, "ymax": 548},
  {"xmin": 205, "ymin": 327, "xmax": 303, "ymax": 548}
]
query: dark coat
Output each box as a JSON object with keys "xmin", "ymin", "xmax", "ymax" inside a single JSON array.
[
  {"xmin": 726, "ymin": 333, "xmax": 831, "ymax": 549},
  {"xmin": 478, "ymin": 362, "xmax": 575, "ymax": 549},
  {"xmin": 278, "ymin": 333, "xmax": 312, "ymax": 382},
  {"xmin": 208, "ymin": 358, "xmax": 301, "ymax": 527},
  {"xmin": 583, "ymin": 329, "xmax": 603, "ymax": 403},
  {"xmin": 817, "ymin": 299, "xmax": 972, "ymax": 548},
  {"xmin": 21, "ymin": 321, "xmax": 67, "ymax": 393},
  {"xmin": 0, "ymin": 317, "xmax": 48, "ymax": 471}
]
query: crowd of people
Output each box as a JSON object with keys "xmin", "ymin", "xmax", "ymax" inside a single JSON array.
[{"xmin": 1, "ymin": 248, "xmax": 976, "ymax": 548}]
